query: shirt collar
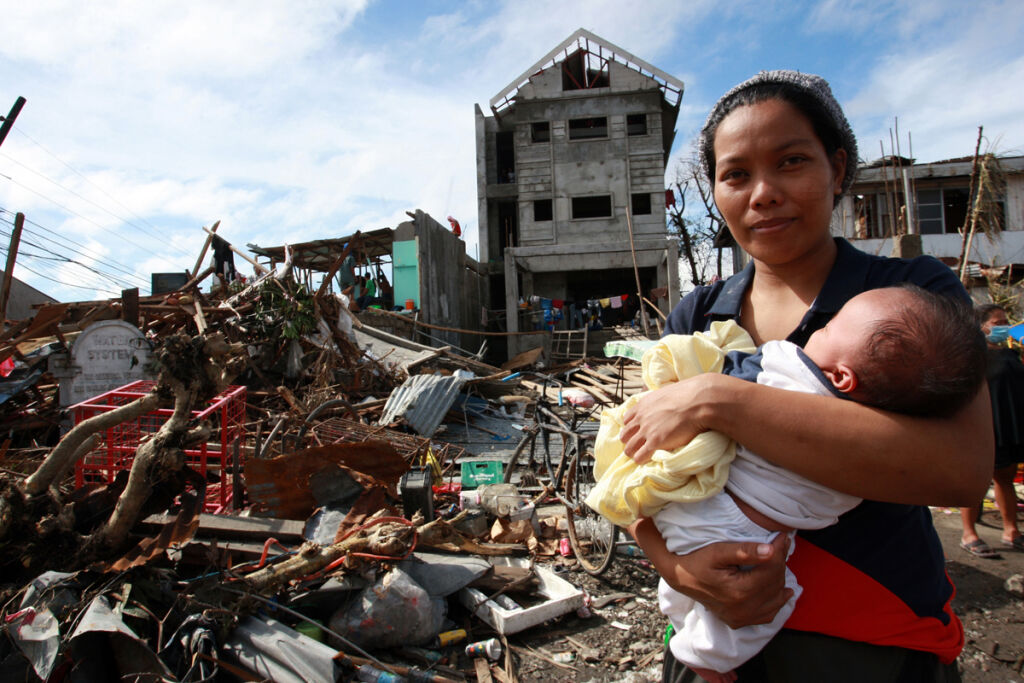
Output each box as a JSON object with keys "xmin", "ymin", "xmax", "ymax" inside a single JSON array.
[
  {"xmin": 812, "ymin": 237, "xmax": 871, "ymax": 315},
  {"xmin": 708, "ymin": 237, "xmax": 868, "ymax": 319}
]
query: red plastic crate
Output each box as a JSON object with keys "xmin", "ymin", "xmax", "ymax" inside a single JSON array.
[{"xmin": 72, "ymin": 380, "xmax": 247, "ymax": 513}]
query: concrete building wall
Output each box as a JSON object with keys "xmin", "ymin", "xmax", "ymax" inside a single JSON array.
[
  {"xmin": 833, "ymin": 156, "xmax": 1024, "ymax": 266},
  {"xmin": 476, "ymin": 31, "xmax": 683, "ymax": 350},
  {"xmin": 394, "ymin": 210, "xmax": 487, "ymax": 352}
]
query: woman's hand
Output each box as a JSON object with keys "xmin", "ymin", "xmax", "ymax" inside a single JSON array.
[
  {"xmin": 621, "ymin": 373, "xmax": 727, "ymax": 463},
  {"xmin": 628, "ymin": 517, "xmax": 792, "ymax": 628}
]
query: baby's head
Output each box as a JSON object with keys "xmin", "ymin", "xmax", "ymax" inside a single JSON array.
[{"xmin": 803, "ymin": 284, "xmax": 986, "ymax": 417}]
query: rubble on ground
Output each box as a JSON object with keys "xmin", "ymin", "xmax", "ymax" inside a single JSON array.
[{"xmin": 0, "ymin": 237, "xmax": 660, "ymax": 682}]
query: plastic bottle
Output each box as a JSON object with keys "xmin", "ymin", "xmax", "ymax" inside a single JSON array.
[
  {"xmin": 477, "ymin": 483, "xmax": 521, "ymax": 517},
  {"xmin": 464, "ymin": 637, "xmax": 502, "ymax": 660},
  {"xmin": 491, "ymin": 594, "xmax": 522, "ymax": 611}
]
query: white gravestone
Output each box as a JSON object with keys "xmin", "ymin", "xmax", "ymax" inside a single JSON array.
[{"xmin": 61, "ymin": 320, "xmax": 155, "ymax": 407}]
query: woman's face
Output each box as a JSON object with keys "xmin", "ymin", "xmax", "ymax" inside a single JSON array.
[{"xmin": 712, "ymin": 98, "xmax": 846, "ymax": 268}]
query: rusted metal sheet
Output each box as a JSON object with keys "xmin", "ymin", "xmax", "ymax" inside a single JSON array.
[
  {"xmin": 245, "ymin": 441, "xmax": 407, "ymax": 519},
  {"xmin": 99, "ymin": 479, "xmax": 204, "ymax": 572}
]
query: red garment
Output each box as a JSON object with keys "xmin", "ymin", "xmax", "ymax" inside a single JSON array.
[
  {"xmin": 552, "ymin": 299, "xmax": 564, "ymax": 308},
  {"xmin": 786, "ymin": 539, "xmax": 963, "ymax": 664},
  {"xmin": 665, "ymin": 189, "xmax": 675, "ymax": 208},
  {"xmin": 447, "ymin": 216, "xmax": 462, "ymax": 237}
]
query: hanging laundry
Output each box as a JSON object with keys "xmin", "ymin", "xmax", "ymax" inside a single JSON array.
[
  {"xmin": 552, "ymin": 299, "xmax": 564, "ymax": 309},
  {"xmin": 610, "ymin": 296, "xmax": 623, "ymax": 309},
  {"xmin": 599, "ymin": 298, "xmax": 611, "ymax": 308}
]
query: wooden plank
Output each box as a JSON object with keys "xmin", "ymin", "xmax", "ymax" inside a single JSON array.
[
  {"xmin": 191, "ymin": 220, "xmax": 219, "ymax": 278},
  {"xmin": 139, "ymin": 512, "xmax": 306, "ymax": 541},
  {"xmin": 474, "ymin": 658, "xmax": 494, "ymax": 683}
]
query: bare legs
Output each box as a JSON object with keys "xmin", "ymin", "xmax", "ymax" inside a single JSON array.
[
  {"xmin": 961, "ymin": 464, "xmax": 1022, "ymax": 550},
  {"xmin": 993, "ymin": 464, "xmax": 1022, "ymax": 544}
]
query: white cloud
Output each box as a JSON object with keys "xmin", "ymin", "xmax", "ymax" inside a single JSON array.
[
  {"xmin": 1, "ymin": 0, "xmax": 1022, "ymax": 302},
  {"xmin": 845, "ymin": 2, "xmax": 1024, "ymax": 162}
]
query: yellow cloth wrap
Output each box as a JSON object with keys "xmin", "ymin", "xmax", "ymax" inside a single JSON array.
[{"xmin": 585, "ymin": 320, "xmax": 756, "ymax": 526}]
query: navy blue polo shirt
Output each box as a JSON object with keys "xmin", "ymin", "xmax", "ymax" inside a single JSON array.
[{"xmin": 664, "ymin": 237, "xmax": 967, "ymax": 662}]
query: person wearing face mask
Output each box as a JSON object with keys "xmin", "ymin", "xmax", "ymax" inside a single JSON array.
[{"xmin": 960, "ymin": 304, "xmax": 1024, "ymax": 558}]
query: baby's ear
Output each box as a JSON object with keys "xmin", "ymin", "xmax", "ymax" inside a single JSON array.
[{"xmin": 828, "ymin": 363, "xmax": 858, "ymax": 395}]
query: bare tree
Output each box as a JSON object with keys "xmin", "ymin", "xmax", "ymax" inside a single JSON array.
[{"xmin": 666, "ymin": 149, "xmax": 726, "ymax": 287}]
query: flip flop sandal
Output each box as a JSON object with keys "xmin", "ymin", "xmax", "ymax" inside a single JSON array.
[
  {"xmin": 960, "ymin": 539, "xmax": 1001, "ymax": 559},
  {"xmin": 1001, "ymin": 536, "xmax": 1024, "ymax": 551}
]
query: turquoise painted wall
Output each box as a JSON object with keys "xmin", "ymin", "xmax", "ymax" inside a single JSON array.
[{"xmin": 392, "ymin": 239, "xmax": 419, "ymax": 309}]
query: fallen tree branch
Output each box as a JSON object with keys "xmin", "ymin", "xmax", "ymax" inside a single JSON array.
[{"xmin": 23, "ymin": 393, "xmax": 161, "ymax": 496}]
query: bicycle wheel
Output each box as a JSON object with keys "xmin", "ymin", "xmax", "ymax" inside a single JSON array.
[{"xmin": 564, "ymin": 447, "xmax": 618, "ymax": 575}]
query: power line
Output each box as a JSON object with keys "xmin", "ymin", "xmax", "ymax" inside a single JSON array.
[
  {"xmin": 0, "ymin": 151, "xmax": 190, "ymax": 257},
  {"xmin": 7, "ymin": 258, "xmax": 119, "ymax": 296},
  {"xmin": 0, "ymin": 172, "xmax": 170, "ymax": 259},
  {"xmin": 0, "ymin": 225, "xmax": 144, "ymax": 290},
  {"xmin": 1, "ymin": 236, "xmax": 129, "ymax": 295},
  {"xmin": 0, "ymin": 236, "xmax": 141, "ymax": 291},
  {"xmin": 9, "ymin": 125, "xmax": 191, "ymax": 256},
  {"xmin": 0, "ymin": 207, "xmax": 148, "ymax": 283},
  {"xmin": 0, "ymin": 209, "xmax": 149, "ymax": 288}
]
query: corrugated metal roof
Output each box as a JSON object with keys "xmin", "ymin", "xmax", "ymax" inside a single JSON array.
[{"xmin": 379, "ymin": 370, "xmax": 474, "ymax": 436}]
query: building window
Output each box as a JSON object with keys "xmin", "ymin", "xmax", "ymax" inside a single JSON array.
[
  {"xmin": 495, "ymin": 131, "xmax": 515, "ymax": 184},
  {"xmin": 917, "ymin": 189, "xmax": 944, "ymax": 234},
  {"xmin": 917, "ymin": 187, "xmax": 973, "ymax": 234},
  {"xmin": 531, "ymin": 121, "xmax": 550, "ymax": 143},
  {"xmin": 568, "ymin": 117, "xmax": 608, "ymax": 140},
  {"xmin": 534, "ymin": 199, "xmax": 553, "ymax": 222},
  {"xmin": 627, "ymin": 114, "xmax": 647, "ymax": 136},
  {"xmin": 631, "ymin": 193, "xmax": 652, "ymax": 215},
  {"xmin": 855, "ymin": 186, "xmax": 999, "ymax": 238},
  {"xmin": 572, "ymin": 195, "xmax": 612, "ymax": 219}
]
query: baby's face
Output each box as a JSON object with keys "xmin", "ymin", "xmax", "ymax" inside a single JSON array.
[{"xmin": 803, "ymin": 289, "xmax": 896, "ymax": 373}]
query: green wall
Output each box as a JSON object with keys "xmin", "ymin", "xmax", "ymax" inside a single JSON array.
[{"xmin": 392, "ymin": 239, "xmax": 419, "ymax": 309}]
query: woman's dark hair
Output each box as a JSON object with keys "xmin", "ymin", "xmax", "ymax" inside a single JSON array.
[{"xmin": 698, "ymin": 71, "xmax": 858, "ymax": 206}]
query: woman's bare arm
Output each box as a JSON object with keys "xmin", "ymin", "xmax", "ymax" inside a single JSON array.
[
  {"xmin": 621, "ymin": 373, "xmax": 992, "ymax": 506},
  {"xmin": 628, "ymin": 517, "xmax": 793, "ymax": 629}
]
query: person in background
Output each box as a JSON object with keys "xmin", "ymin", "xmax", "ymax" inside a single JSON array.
[
  {"xmin": 621, "ymin": 69, "xmax": 991, "ymax": 681},
  {"xmin": 357, "ymin": 275, "xmax": 378, "ymax": 310},
  {"xmin": 960, "ymin": 304, "xmax": 1024, "ymax": 557},
  {"xmin": 336, "ymin": 245, "xmax": 357, "ymax": 295}
]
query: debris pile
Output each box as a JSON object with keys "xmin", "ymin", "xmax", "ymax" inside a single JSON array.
[{"xmin": 0, "ymin": 233, "xmax": 661, "ymax": 682}]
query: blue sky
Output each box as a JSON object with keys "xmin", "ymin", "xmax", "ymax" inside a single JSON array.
[{"xmin": 0, "ymin": 0, "xmax": 1021, "ymax": 302}]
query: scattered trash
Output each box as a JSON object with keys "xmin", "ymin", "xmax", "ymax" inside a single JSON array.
[{"xmin": 465, "ymin": 637, "xmax": 502, "ymax": 660}]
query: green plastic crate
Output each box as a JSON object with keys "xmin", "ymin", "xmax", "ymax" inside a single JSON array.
[{"xmin": 461, "ymin": 460, "xmax": 504, "ymax": 489}]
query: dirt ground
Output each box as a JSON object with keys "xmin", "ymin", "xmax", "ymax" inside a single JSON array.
[{"xmin": 502, "ymin": 506, "xmax": 1024, "ymax": 683}]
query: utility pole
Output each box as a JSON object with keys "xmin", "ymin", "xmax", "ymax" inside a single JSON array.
[
  {"xmin": 0, "ymin": 96, "xmax": 26, "ymax": 148},
  {"xmin": 0, "ymin": 213, "xmax": 24, "ymax": 323}
]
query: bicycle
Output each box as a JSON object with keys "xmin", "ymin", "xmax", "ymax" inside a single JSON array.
[{"xmin": 503, "ymin": 372, "xmax": 619, "ymax": 575}]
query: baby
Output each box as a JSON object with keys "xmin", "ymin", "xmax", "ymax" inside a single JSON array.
[{"xmin": 586, "ymin": 284, "xmax": 986, "ymax": 682}]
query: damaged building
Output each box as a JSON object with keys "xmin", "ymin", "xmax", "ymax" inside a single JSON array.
[
  {"xmin": 474, "ymin": 29, "xmax": 684, "ymax": 357},
  {"xmin": 832, "ymin": 153, "xmax": 1024, "ymax": 298}
]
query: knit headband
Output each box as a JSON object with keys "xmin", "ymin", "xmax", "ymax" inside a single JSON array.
[{"xmin": 698, "ymin": 70, "xmax": 858, "ymax": 196}]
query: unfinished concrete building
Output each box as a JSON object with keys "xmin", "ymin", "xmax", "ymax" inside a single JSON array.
[{"xmin": 475, "ymin": 29, "xmax": 684, "ymax": 356}]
